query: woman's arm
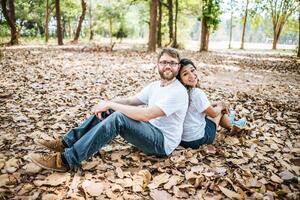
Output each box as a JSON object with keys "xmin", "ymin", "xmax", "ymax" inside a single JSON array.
[{"xmin": 204, "ymin": 101, "xmax": 227, "ymax": 118}]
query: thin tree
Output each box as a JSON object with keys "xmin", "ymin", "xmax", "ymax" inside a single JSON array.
[
  {"xmin": 240, "ymin": 0, "xmax": 249, "ymax": 49},
  {"xmin": 172, "ymin": 0, "xmax": 178, "ymax": 48},
  {"xmin": 167, "ymin": 0, "xmax": 173, "ymax": 45},
  {"xmin": 45, "ymin": 0, "xmax": 55, "ymax": 43},
  {"xmin": 264, "ymin": 0, "xmax": 299, "ymax": 49},
  {"xmin": 157, "ymin": 0, "xmax": 162, "ymax": 48},
  {"xmin": 297, "ymin": 11, "xmax": 300, "ymax": 58},
  {"xmin": 0, "ymin": 0, "xmax": 18, "ymax": 45},
  {"xmin": 148, "ymin": 0, "xmax": 158, "ymax": 52},
  {"xmin": 89, "ymin": 0, "xmax": 94, "ymax": 40},
  {"xmin": 55, "ymin": 0, "xmax": 63, "ymax": 45},
  {"xmin": 228, "ymin": 0, "xmax": 235, "ymax": 49},
  {"xmin": 73, "ymin": 0, "xmax": 87, "ymax": 43},
  {"xmin": 45, "ymin": 0, "xmax": 50, "ymax": 43}
]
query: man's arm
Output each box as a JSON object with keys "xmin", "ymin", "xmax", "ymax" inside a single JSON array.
[
  {"xmin": 112, "ymin": 96, "xmax": 144, "ymax": 106},
  {"xmin": 92, "ymin": 101, "xmax": 165, "ymax": 121}
]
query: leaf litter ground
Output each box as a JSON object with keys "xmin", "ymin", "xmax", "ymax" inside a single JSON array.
[{"xmin": 0, "ymin": 45, "xmax": 299, "ymax": 199}]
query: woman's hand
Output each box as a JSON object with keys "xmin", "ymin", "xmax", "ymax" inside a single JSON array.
[{"xmin": 217, "ymin": 101, "xmax": 229, "ymax": 114}]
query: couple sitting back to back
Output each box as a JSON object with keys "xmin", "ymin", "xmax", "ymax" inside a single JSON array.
[{"xmin": 30, "ymin": 48, "xmax": 246, "ymax": 172}]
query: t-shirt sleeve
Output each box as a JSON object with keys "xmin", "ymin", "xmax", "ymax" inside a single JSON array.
[
  {"xmin": 135, "ymin": 83, "xmax": 152, "ymax": 104},
  {"xmin": 192, "ymin": 89, "xmax": 211, "ymax": 113},
  {"xmin": 155, "ymin": 90, "xmax": 188, "ymax": 117}
]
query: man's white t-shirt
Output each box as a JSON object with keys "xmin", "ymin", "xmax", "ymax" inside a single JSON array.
[
  {"xmin": 136, "ymin": 79, "xmax": 188, "ymax": 155},
  {"xmin": 182, "ymin": 88, "xmax": 211, "ymax": 142}
]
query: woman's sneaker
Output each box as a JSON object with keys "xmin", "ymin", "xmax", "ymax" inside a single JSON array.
[
  {"xmin": 233, "ymin": 118, "xmax": 247, "ymax": 128},
  {"xmin": 231, "ymin": 118, "xmax": 247, "ymax": 133},
  {"xmin": 228, "ymin": 111, "xmax": 236, "ymax": 124}
]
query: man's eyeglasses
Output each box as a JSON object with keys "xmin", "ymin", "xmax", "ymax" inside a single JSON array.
[{"xmin": 159, "ymin": 61, "xmax": 179, "ymax": 67}]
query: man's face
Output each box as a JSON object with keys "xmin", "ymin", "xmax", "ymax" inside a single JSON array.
[{"xmin": 157, "ymin": 53, "xmax": 180, "ymax": 81}]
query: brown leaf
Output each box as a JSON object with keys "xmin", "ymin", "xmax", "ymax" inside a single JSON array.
[
  {"xmin": 116, "ymin": 167, "xmax": 124, "ymax": 178},
  {"xmin": 163, "ymin": 175, "xmax": 184, "ymax": 190},
  {"xmin": 81, "ymin": 180, "xmax": 104, "ymax": 197},
  {"xmin": 132, "ymin": 169, "xmax": 151, "ymax": 192},
  {"xmin": 150, "ymin": 189, "xmax": 173, "ymax": 200},
  {"xmin": 42, "ymin": 193, "xmax": 61, "ymax": 200},
  {"xmin": 34, "ymin": 173, "xmax": 71, "ymax": 186},
  {"xmin": 224, "ymin": 136, "xmax": 240, "ymax": 145},
  {"xmin": 0, "ymin": 174, "xmax": 10, "ymax": 187},
  {"xmin": 148, "ymin": 173, "xmax": 170, "ymax": 189},
  {"xmin": 218, "ymin": 186, "xmax": 242, "ymax": 200},
  {"xmin": 270, "ymin": 173, "xmax": 283, "ymax": 183},
  {"xmin": 173, "ymin": 186, "xmax": 189, "ymax": 198},
  {"xmin": 279, "ymin": 170, "xmax": 295, "ymax": 181}
]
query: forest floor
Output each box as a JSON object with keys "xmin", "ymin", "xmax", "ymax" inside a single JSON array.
[{"xmin": 0, "ymin": 45, "xmax": 299, "ymax": 200}]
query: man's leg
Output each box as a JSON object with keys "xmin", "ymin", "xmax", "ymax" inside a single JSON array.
[
  {"xmin": 63, "ymin": 109, "xmax": 115, "ymax": 147},
  {"xmin": 35, "ymin": 115, "xmax": 102, "ymax": 152},
  {"xmin": 63, "ymin": 115, "xmax": 102, "ymax": 147},
  {"xmin": 31, "ymin": 112, "xmax": 165, "ymax": 171},
  {"xmin": 63, "ymin": 112, "xmax": 166, "ymax": 169}
]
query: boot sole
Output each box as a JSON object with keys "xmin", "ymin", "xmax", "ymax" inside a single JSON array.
[{"xmin": 29, "ymin": 154, "xmax": 68, "ymax": 172}]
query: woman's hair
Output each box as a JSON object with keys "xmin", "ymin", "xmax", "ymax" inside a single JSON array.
[{"xmin": 176, "ymin": 58, "xmax": 200, "ymax": 90}]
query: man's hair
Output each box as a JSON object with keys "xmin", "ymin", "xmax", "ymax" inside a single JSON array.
[{"xmin": 157, "ymin": 48, "xmax": 180, "ymax": 63}]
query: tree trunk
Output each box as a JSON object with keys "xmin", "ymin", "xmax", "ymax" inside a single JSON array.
[
  {"xmin": 297, "ymin": 12, "xmax": 300, "ymax": 58},
  {"xmin": 148, "ymin": 0, "xmax": 158, "ymax": 52},
  {"xmin": 55, "ymin": 0, "xmax": 63, "ymax": 45},
  {"xmin": 109, "ymin": 18, "xmax": 113, "ymax": 48},
  {"xmin": 200, "ymin": 19, "xmax": 209, "ymax": 51},
  {"xmin": 62, "ymin": 17, "xmax": 66, "ymax": 38},
  {"xmin": 157, "ymin": 0, "xmax": 162, "ymax": 47},
  {"xmin": 240, "ymin": 0, "xmax": 249, "ymax": 49},
  {"xmin": 0, "ymin": 0, "xmax": 18, "ymax": 45},
  {"xmin": 272, "ymin": 16, "xmax": 285, "ymax": 50},
  {"xmin": 167, "ymin": 0, "xmax": 173, "ymax": 45},
  {"xmin": 89, "ymin": 0, "xmax": 94, "ymax": 40},
  {"xmin": 45, "ymin": 0, "xmax": 50, "ymax": 43},
  {"xmin": 172, "ymin": 0, "xmax": 178, "ymax": 48},
  {"xmin": 73, "ymin": 0, "xmax": 87, "ymax": 43},
  {"xmin": 229, "ymin": 11, "xmax": 233, "ymax": 48},
  {"xmin": 228, "ymin": 0, "xmax": 233, "ymax": 49}
]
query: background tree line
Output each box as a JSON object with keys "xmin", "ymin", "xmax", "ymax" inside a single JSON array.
[{"xmin": 0, "ymin": 0, "xmax": 299, "ymax": 56}]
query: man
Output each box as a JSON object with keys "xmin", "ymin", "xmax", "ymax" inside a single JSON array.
[{"xmin": 30, "ymin": 48, "xmax": 188, "ymax": 172}]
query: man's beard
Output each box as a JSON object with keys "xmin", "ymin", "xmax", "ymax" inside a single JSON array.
[{"xmin": 158, "ymin": 69, "xmax": 178, "ymax": 81}]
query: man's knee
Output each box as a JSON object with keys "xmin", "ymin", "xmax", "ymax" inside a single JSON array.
[{"xmin": 108, "ymin": 112, "xmax": 127, "ymax": 123}]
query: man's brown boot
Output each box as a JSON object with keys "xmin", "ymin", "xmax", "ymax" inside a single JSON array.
[
  {"xmin": 35, "ymin": 138, "xmax": 65, "ymax": 152},
  {"xmin": 29, "ymin": 153, "xmax": 69, "ymax": 172}
]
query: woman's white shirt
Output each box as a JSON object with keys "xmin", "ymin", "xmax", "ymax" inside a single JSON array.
[{"xmin": 182, "ymin": 88, "xmax": 211, "ymax": 142}]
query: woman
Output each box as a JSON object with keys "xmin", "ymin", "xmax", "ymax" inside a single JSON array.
[{"xmin": 177, "ymin": 58, "xmax": 246, "ymax": 149}]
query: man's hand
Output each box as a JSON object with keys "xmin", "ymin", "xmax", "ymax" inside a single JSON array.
[{"xmin": 92, "ymin": 101, "xmax": 111, "ymax": 119}]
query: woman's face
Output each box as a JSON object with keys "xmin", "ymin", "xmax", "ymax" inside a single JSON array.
[{"xmin": 179, "ymin": 64, "xmax": 198, "ymax": 87}]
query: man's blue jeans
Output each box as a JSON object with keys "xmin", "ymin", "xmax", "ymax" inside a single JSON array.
[{"xmin": 62, "ymin": 112, "xmax": 166, "ymax": 169}]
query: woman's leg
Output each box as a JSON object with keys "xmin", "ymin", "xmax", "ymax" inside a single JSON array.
[
  {"xmin": 219, "ymin": 114, "xmax": 232, "ymax": 130},
  {"xmin": 207, "ymin": 113, "xmax": 223, "ymax": 127}
]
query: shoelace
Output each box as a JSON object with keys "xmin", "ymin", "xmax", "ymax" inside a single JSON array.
[{"xmin": 40, "ymin": 153, "xmax": 57, "ymax": 161}]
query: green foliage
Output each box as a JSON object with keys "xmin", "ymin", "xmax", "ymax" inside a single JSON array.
[
  {"xmin": 95, "ymin": 0, "xmax": 131, "ymax": 39},
  {"xmin": 199, "ymin": 0, "xmax": 222, "ymax": 32}
]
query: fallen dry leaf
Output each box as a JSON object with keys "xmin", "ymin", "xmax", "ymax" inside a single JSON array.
[
  {"xmin": 34, "ymin": 173, "xmax": 71, "ymax": 186},
  {"xmin": 218, "ymin": 186, "xmax": 242, "ymax": 200},
  {"xmin": 81, "ymin": 180, "xmax": 104, "ymax": 197},
  {"xmin": 132, "ymin": 169, "xmax": 151, "ymax": 192},
  {"xmin": 148, "ymin": 173, "xmax": 170, "ymax": 189}
]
